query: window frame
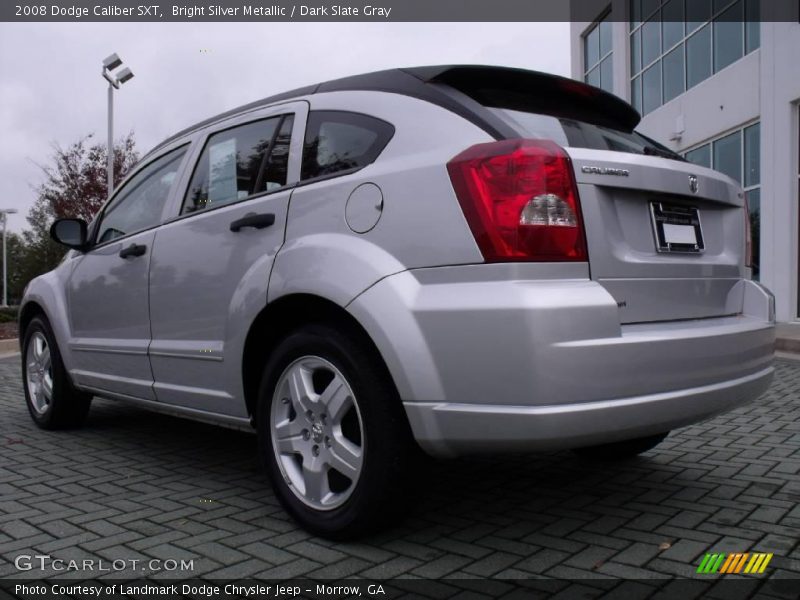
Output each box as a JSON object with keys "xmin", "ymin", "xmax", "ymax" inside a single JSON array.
[
  {"xmin": 583, "ymin": 9, "xmax": 614, "ymax": 94},
  {"xmin": 88, "ymin": 143, "xmax": 191, "ymax": 250},
  {"xmin": 629, "ymin": 0, "xmax": 760, "ymax": 115},
  {"xmin": 159, "ymin": 99, "xmax": 308, "ymax": 226},
  {"xmin": 683, "ymin": 121, "xmax": 759, "ymax": 186},
  {"xmin": 297, "ymin": 110, "xmax": 396, "ymax": 187},
  {"xmin": 178, "ymin": 113, "xmax": 295, "ymax": 217},
  {"xmin": 683, "ymin": 121, "xmax": 761, "ymax": 277}
]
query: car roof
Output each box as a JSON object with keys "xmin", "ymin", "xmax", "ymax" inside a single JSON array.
[{"xmin": 144, "ymin": 65, "xmax": 641, "ymax": 159}]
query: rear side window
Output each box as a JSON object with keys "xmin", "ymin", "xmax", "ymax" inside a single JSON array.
[
  {"xmin": 182, "ymin": 114, "xmax": 293, "ymax": 214},
  {"xmin": 301, "ymin": 111, "xmax": 394, "ymax": 181}
]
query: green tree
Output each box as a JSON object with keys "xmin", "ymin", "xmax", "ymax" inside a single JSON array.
[{"xmin": 3, "ymin": 232, "xmax": 28, "ymax": 305}]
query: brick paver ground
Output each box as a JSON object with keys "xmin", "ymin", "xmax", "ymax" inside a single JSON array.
[{"xmin": 2, "ymin": 354, "xmax": 800, "ymax": 591}]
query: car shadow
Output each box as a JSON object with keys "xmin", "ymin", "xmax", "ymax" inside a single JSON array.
[{"xmin": 78, "ymin": 397, "xmax": 698, "ymax": 546}]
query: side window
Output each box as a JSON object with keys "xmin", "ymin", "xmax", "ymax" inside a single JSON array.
[
  {"xmin": 301, "ymin": 111, "xmax": 394, "ymax": 181},
  {"xmin": 182, "ymin": 115, "xmax": 292, "ymax": 215},
  {"xmin": 96, "ymin": 146, "xmax": 187, "ymax": 244}
]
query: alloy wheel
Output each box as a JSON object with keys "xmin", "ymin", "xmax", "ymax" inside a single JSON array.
[
  {"xmin": 26, "ymin": 331, "xmax": 53, "ymax": 415},
  {"xmin": 270, "ymin": 356, "xmax": 365, "ymax": 510}
]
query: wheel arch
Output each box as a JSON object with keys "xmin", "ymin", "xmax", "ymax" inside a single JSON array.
[
  {"xmin": 18, "ymin": 300, "xmax": 48, "ymax": 343},
  {"xmin": 18, "ymin": 268, "xmax": 76, "ymax": 368},
  {"xmin": 241, "ymin": 293, "xmax": 400, "ymax": 421}
]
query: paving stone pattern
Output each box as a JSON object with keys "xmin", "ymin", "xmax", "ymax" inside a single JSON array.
[{"xmin": 1, "ymin": 356, "xmax": 800, "ymax": 596}]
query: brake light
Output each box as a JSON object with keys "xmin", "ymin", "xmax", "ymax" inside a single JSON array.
[
  {"xmin": 447, "ymin": 139, "xmax": 587, "ymax": 262},
  {"xmin": 744, "ymin": 195, "xmax": 753, "ymax": 268}
]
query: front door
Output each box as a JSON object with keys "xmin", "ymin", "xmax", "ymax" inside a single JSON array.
[
  {"xmin": 148, "ymin": 102, "xmax": 307, "ymax": 416},
  {"xmin": 66, "ymin": 145, "xmax": 189, "ymax": 399}
]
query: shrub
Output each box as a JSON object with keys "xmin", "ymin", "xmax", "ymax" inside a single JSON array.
[{"xmin": 0, "ymin": 306, "xmax": 19, "ymax": 323}]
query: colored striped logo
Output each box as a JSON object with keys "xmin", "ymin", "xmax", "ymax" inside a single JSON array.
[{"xmin": 696, "ymin": 552, "xmax": 773, "ymax": 575}]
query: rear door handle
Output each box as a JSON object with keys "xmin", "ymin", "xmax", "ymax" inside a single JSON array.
[
  {"xmin": 119, "ymin": 243, "xmax": 147, "ymax": 259},
  {"xmin": 230, "ymin": 212, "xmax": 276, "ymax": 232}
]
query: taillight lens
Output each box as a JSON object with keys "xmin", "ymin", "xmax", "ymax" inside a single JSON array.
[
  {"xmin": 447, "ymin": 139, "xmax": 587, "ymax": 262},
  {"xmin": 744, "ymin": 195, "xmax": 753, "ymax": 268}
]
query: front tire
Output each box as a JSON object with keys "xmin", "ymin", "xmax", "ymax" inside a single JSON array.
[
  {"xmin": 22, "ymin": 316, "xmax": 92, "ymax": 430},
  {"xmin": 572, "ymin": 433, "xmax": 669, "ymax": 460},
  {"xmin": 257, "ymin": 323, "xmax": 415, "ymax": 539}
]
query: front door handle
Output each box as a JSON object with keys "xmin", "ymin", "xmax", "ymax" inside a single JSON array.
[
  {"xmin": 230, "ymin": 212, "xmax": 276, "ymax": 232},
  {"xmin": 119, "ymin": 243, "xmax": 147, "ymax": 259}
]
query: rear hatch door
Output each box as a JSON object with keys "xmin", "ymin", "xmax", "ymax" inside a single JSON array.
[
  {"xmin": 568, "ymin": 149, "xmax": 745, "ymax": 323},
  {"xmin": 425, "ymin": 66, "xmax": 748, "ymax": 324},
  {"xmin": 481, "ymin": 91, "xmax": 745, "ymax": 324}
]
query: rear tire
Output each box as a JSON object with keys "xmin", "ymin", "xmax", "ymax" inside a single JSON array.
[
  {"xmin": 256, "ymin": 323, "xmax": 416, "ymax": 539},
  {"xmin": 572, "ymin": 433, "xmax": 669, "ymax": 460},
  {"xmin": 22, "ymin": 316, "xmax": 92, "ymax": 430}
]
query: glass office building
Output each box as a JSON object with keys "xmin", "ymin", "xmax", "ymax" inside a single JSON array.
[{"xmin": 570, "ymin": 4, "xmax": 800, "ymax": 322}]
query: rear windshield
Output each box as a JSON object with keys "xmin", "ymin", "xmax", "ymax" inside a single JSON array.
[{"xmin": 490, "ymin": 108, "xmax": 684, "ymax": 162}]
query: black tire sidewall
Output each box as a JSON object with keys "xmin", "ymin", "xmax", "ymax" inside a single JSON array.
[
  {"xmin": 256, "ymin": 324, "xmax": 410, "ymax": 539},
  {"xmin": 21, "ymin": 316, "xmax": 90, "ymax": 430}
]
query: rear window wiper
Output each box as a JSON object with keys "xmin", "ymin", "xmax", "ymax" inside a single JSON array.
[{"xmin": 643, "ymin": 144, "xmax": 686, "ymax": 162}]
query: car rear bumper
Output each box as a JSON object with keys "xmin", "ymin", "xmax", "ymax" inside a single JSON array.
[
  {"xmin": 347, "ymin": 264, "xmax": 775, "ymax": 457},
  {"xmin": 403, "ymin": 364, "xmax": 773, "ymax": 456}
]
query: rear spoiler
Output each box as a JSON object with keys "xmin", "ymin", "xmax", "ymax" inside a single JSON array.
[{"xmin": 404, "ymin": 65, "xmax": 642, "ymax": 133}]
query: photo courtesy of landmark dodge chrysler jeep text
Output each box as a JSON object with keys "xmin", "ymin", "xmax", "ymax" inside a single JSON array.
[{"xmin": 19, "ymin": 66, "xmax": 776, "ymax": 537}]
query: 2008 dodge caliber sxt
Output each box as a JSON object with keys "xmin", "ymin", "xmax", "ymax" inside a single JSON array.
[{"xmin": 19, "ymin": 66, "xmax": 775, "ymax": 537}]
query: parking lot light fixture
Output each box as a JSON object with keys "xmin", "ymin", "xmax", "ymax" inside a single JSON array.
[{"xmin": 102, "ymin": 53, "xmax": 134, "ymax": 197}]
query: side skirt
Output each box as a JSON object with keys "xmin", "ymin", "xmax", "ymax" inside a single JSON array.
[{"xmin": 79, "ymin": 385, "xmax": 255, "ymax": 433}]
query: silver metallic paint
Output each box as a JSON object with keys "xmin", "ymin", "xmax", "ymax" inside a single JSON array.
[{"xmin": 20, "ymin": 88, "xmax": 776, "ymax": 458}]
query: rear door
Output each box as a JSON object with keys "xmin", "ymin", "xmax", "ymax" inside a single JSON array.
[{"xmin": 148, "ymin": 101, "xmax": 307, "ymax": 416}]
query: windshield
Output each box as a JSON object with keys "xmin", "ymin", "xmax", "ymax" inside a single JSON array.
[{"xmin": 491, "ymin": 108, "xmax": 685, "ymax": 162}]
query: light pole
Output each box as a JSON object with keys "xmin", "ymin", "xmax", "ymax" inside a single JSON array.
[
  {"xmin": 1, "ymin": 208, "xmax": 18, "ymax": 308},
  {"xmin": 101, "ymin": 53, "xmax": 134, "ymax": 198}
]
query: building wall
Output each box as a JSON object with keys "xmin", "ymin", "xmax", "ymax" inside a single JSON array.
[
  {"xmin": 760, "ymin": 22, "xmax": 800, "ymax": 323},
  {"xmin": 570, "ymin": 9, "xmax": 800, "ymax": 322},
  {"xmin": 635, "ymin": 51, "xmax": 760, "ymax": 150}
]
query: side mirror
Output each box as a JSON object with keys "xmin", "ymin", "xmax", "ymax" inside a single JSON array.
[{"xmin": 50, "ymin": 218, "xmax": 89, "ymax": 250}]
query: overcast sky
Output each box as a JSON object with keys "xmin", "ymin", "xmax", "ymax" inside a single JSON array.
[{"xmin": 0, "ymin": 22, "xmax": 570, "ymax": 232}]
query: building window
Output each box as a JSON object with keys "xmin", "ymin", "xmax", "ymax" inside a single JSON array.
[
  {"xmin": 584, "ymin": 12, "xmax": 614, "ymax": 93},
  {"xmin": 630, "ymin": 0, "xmax": 761, "ymax": 115},
  {"xmin": 684, "ymin": 122, "xmax": 761, "ymax": 279}
]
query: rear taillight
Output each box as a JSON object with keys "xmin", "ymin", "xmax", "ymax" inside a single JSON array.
[
  {"xmin": 744, "ymin": 196, "xmax": 753, "ymax": 268},
  {"xmin": 447, "ymin": 139, "xmax": 587, "ymax": 262}
]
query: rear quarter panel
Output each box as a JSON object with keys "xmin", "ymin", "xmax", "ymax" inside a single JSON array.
[{"xmin": 268, "ymin": 91, "xmax": 491, "ymax": 306}]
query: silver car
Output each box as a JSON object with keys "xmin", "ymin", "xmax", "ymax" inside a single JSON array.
[{"xmin": 20, "ymin": 66, "xmax": 775, "ymax": 537}]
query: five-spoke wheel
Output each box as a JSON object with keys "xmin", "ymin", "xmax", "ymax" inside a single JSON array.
[
  {"xmin": 271, "ymin": 356, "xmax": 364, "ymax": 510},
  {"xmin": 21, "ymin": 315, "xmax": 92, "ymax": 429},
  {"xmin": 25, "ymin": 331, "xmax": 53, "ymax": 415},
  {"xmin": 258, "ymin": 323, "xmax": 415, "ymax": 539}
]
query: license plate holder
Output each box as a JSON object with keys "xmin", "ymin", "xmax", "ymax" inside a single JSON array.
[{"xmin": 650, "ymin": 202, "xmax": 704, "ymax": 253}]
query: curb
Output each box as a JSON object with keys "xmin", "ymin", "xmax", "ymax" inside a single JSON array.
[
  {"xmin": 776, "ymin": 338, "xmax": 800, "ymax": 354},
  {"xmin": 0, "ymin": 339, "xmax": 18, "ymax": 354}
]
